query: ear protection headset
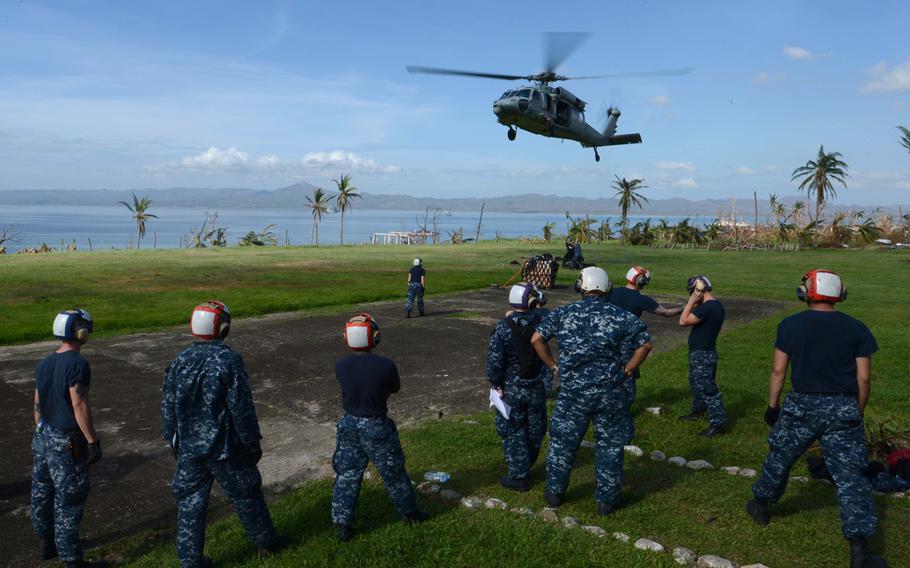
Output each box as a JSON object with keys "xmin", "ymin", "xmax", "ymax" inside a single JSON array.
[
  {"xmin": 686, "ymin": 275, "xmax": 712, "ymax": 294},
  {"xmin": 190, "ymin": 301, "xmax": 232, "ymax": 340},
  {"xmin": 53, "ymin": 308, "xmax": 94, "ymax": 344},
  {"xmin": 345, "ymin": 313, "xmax": 381, "ymax": 351},
  {"xmin": 796, "ymin": 269, "xmax": 847, "ymax": 304},
  {"xmin": 625, "ymin": 266, "xmax": 652, "ymax": 288}
]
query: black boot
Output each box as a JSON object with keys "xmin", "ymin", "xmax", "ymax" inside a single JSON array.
[
  {"xmin": 336, "ymin": 524, "xmax": 355, "ymax": 542},
  {"xmin": 678, "ymin": 411, "xmax": 705, "ymax": 421},
  {"xmin": 499, "ymin": 475, "xmax": 530, "ymax": 492},
  {"xmin": 403, "ymin": 510, "xmax": 430, "ymax": 524},
  {"xmin": 698, "ymin": 425, "xmax": 725, "ymax": 438},
  {"xmin": 543, "ymin": 490, "xmax": 563, "ymax": 508},
  {"xmin": 40, "ymin": 538, "xmax": 58, "ymax": 560},
  {"xmin": 259, "ymin": 533, "xmax": 290, "ymax": 559},
  {"xmin": 745, "ymin": 499, "xmax": 770, "ymax": 525},
  {"xmin": 849, "ymin": 537, "xmax": 888, "ymax": 568},
  {"xmin": 597, "ymin": 499, "xmax": 621, "ymax": 516}
]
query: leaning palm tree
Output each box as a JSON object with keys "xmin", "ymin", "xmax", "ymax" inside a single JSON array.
[
  {"xmin": 118, "ymin": 193, "xmax": 158, "ymax": 249},
  {"xmin": 611, "ymin": 176, "xmax": 649, "ymax": 244},
  {"xmin": 899, "ymin": 126, "xmax": 910, "ymax": 155},
  {"xmin": 791, "ymin": 145, "xmax": 849, "ymax": 227},
  {"xmin": 306, "ymin": 187, "xmax": 332, "ymax": 245},
  {"xmin": 333, "ymin": 174, "xmax": 361, "ymax": 244},
  {"xmin": 791, "ymin": 200, "xmax": 806, "ymax": 230}
]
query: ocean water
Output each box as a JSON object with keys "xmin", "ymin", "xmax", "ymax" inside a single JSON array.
[{"xmin": 0, "ymin": 205, "xmax": 697, "ymax": 252}]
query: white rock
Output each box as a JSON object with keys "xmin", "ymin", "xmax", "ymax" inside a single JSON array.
[
  {"xmin": 741, "ymin": 564, "xmax": 771, "ymax": 568},
  {"xmin": 613, "ymin": 532, "xmax": 631, "ymax": 543},
  {"xmin": 686, "ymin": 459, "xmax": 715, "ymax": 470},
  {"xmin": 624, "ymin": 445, "xmax": 644, "ymax": 457},
  {"xmin": 673, "ymin": 547, "xmax": 698, "ymax": 565},
  {"xmin": 668, "ymin": 456, "xmax": 688, "ymax": 466},
  {"xmin": 440, "ymin": 489, "xmax": 462, "ymax": 501},
  {"xmin": 582, "ymin": 525, "xmax": 607, "ymax": 537},
  {"xmin": 634, "ymin": 538, "xmax": 665, "ymax": 553},
  {"xmin": 363, "ymin": 470, "xmax": 374, "ymax": 480},
  {"xmin": 645, "ymin": 406, "xmax": 666, "ymax": 415},
  {"xmin": 790, "ymin": 476, "xmax": 809, "ymax": 483},
  {"xmin": 561, "ymin": 516, "xmax": 580, "ymax": 529},
  {"xmin": 721, "ymin": 466, "xmax": 741, "ymax": 475},
  {"xmin": 696, "ymin": 555, "xmax": 736, "ymax": 568},
  {"xmin": 650, "ymin": 450, "xmax": 667, "ymax": 461},
  {"xmin": 739, "ymin": 468, "xmax": 757, "ymax": 478},
  {"xmin": 890, "ymin": 492, "xmax": 906, "ymax": 498},
  {"xmin": 462, "ymin": 419, "xmax": 479, "ymax": 425},
  {"xmin": 459, "ymin": 495, "xmax": 481, "ymax": 508},
  {"xmin": 416, "ymin": 482, "xmax": 440, "ymax": 494},
  {"xmin": 539, "ymin": 508, "xmax": 559, "ymax": 524},
  {"xmin": 581, "ymin": 440, "xmax": 596, "ymax": 449},
  {"xmin": 511, "ymin": 506, "xmax": 534, "ymax": 516},
  {"xmin": 484, "ymin": 498, "xmax": 509, "ymax": 510}
]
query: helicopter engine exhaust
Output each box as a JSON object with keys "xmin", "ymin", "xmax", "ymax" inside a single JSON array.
[{"xmin": 603, "ymin": 107, "xmax": 621, "ymax": 138}]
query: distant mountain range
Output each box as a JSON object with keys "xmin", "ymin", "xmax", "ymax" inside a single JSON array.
[{"xmin": 0, "ymin": 183, "xmax": 906, "ymax": 217}]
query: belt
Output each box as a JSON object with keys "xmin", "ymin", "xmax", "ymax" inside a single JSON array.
[{"xmin": 795, "ymin": 392, "xmax": 854, "ymax": 397}]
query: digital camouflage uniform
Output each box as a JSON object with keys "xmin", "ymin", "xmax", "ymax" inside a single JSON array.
[
  {"xmin": 753, "ymin": 393, "xmax": 877, "ymax": 538},
  {"xmin": 331, "ymin": 415, "xmax": 418, "ymax": 525},
  {"xmin": 405, "ymin": 283, "xmax": 425, "ymax": 316},
  {"xmin": 487, "ymin": 312, "xmax": 551, "ymax": 480},
  {"xmin": 161, "ymin": 341, "xmax": 278, "ymax": 568},
  {"xmin": 30, "ymin": 423, "xmax": 91, "ymax": 562},
  {"xmin": 536, "ymin": 296, "xmax": 650, "ymax": 505},
  {"xmin": 688, "ymin": 349, "xmax": 727, "ymax": 427}
]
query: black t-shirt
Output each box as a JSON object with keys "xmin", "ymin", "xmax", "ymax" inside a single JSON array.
[
  {"xmin": 35, "ymin": 350, "xmax": 91, "ymax": 431},
  {"xmin": 775, "ymin": 310, "xmax": 878, "ymax": 394},
  {"xmin": 409, "ymin": 266, "xmax": 426, "ymax": 285},
  {"xmin": 608, "ymin": 287, "xmax": 659, "ymax": 318},
  {"xmin": 336, "ymin": 353, "xmax": 400, "ymax": 417},
  {"xmin": 688, "ymin": 299, "xmax": 725, "ymax": 350}
]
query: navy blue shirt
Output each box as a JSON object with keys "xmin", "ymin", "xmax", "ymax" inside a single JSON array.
[
  {"xmin": 608, "ymin": 287, "xmax": 659, "ymax": 318},
  {"xmin": 688, "ymin": 299, "xmax": 725, "ymax": 351},
  {"xmin": 408, "ymin": 266, "xmax": 426, "ymax": 285},
  {"xmin": 35, "ymin": 351, "xmax": 91, "ymax": 431},
  {"xmin": 775, "ymin": 310, "xmax": 878, "ymax": 395},
  {"xmin": 336, "ymin": 353, "xmax": 401, "ymax": 417}
]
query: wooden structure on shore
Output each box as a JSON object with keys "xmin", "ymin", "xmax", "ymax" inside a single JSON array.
[{"xmin": 370, "ymin": 230, "xmax": 438, "ymax": 245}]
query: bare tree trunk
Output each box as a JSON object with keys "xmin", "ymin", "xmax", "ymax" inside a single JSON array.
[
  {"xmin": 87, "ymin": 237, "xmax": 93, "ymax": 252},
  {"xmin": 753, "ymin": 191, "xmax": 758, "ymax": 231},
  {"xmin": 153, "ymin": 232, "xmax": 157, "ymax": 249},
  {"xmin": 475, "ymin": 202, "xmax": 485, "ymax": 243},
  {"xmin": 340, "ymin": 209, "xmax": 345, "ymax": 244}
]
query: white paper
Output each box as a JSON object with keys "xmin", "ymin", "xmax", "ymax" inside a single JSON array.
[{"xmin": 489, "ymin": 388, "xmax": 511, "ymax": 419}]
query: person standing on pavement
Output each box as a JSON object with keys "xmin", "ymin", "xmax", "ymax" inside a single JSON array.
[{"xmin": 405, "ymin": 258, "xmax": 426, "ymax": 318}]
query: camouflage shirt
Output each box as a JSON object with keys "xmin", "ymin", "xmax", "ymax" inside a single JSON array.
[
  {"xmin": 487, "ymin": 311, "xmax": 551, "ymax": 388},
  {"xmin": 161, "ymin": 341, "xmax": 262, "ymax": 461},
  {"xmin": 536, "ymin": 295, "xmax": 650, "ymax": 391}
]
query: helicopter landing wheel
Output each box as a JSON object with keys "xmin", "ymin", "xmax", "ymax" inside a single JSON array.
[
  {"xmin": 507, "ymin": 128, "xmax": 516, "ymax": 141},
  {"xmin": 594, "ymin": 148, "xmax": 601, "ymax": 162}
]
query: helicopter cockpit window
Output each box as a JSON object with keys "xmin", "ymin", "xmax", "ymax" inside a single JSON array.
[
  {"xmin": 531, "ymin": 90, "xmax": 541, "ymax": 105},
  {"xmin": 500, "ymin": 91, "xmax": 512, "ymax": 100},
  {"xmin": 516, "ymin": 89, "xmax": 531, "ymax": 99}
]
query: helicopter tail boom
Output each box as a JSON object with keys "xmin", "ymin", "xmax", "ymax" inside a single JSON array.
[{"xmin": 604, "ymin": 133, "xmax": 643, "ymax": 146}]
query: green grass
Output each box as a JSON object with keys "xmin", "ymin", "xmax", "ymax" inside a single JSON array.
[{"xmin": 6, "ymin": 242, "xmax": 910, "ymax": 566}]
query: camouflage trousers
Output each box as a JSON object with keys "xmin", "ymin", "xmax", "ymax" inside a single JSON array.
[
  {"xmin": 30, "ymin": 424, "xmax": 90, "ymax": 562},
  {"xmin": 547, "ymin": 384, "xmax": 630, "ymax": 505},
  {"xmin": 171, "ymin": 456, "xmax": 277, "ymax": 568},
  {"xmin": 753, "ymin": 393, "xmax": 877, "ymax": 539},
  {"xmin": 332, "ymin": 415, "xmax": 417, "ymax": 526},
  {"xmin": 620, "ymin": 368, "xmax": 639, "ymax": 444},
  {"xmin": 405, "ymin": 283, "xmax": 425, "ymax": 315},
  {"xmin": 688, "ymin": 349, "xmax": 727, "ymax": 427},
  {"xmin": 494, "ymin": 383, "xmax": 548, "ymax": 479}
]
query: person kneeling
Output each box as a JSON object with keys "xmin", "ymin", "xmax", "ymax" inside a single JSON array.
[{"xmin": 332, "ymin": 314, "xmax": 429, "ymax": 541}]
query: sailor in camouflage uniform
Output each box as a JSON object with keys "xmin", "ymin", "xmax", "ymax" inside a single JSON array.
[
  {"xmin": 332, "ymin": 313, "xmax": 429, "ymax": 541},
  {"xmin": 531, "ymin": 268, "xmax": 653, "ymax": 515},
  {"xmin": 747, "ymin": 270, "xmax": 886, "ymax": 568},
  {"xmin": 161, "ymin": 301, "xmax": 286, "ymax": 568},
  {"xmin": 487, "ymin": 282, "xmax": 552, "ymax": 491},
  {"xmin": 31, "ymin": 308, "xmax": 102, "ymax": 567}
]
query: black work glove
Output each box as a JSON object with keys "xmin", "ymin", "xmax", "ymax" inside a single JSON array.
[
  {"xmin": 88, "ymin": 440, "xmax": 102, "ymax": 464},
  {"xmin": 248, "ymin": 445, "xmax": 263, "ymax": 464},
  {"xmin": 764, "ymin": 406, "xmax": 781, "ymax": 427}
]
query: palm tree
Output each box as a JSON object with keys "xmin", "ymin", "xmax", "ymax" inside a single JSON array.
[
  {"xmin": 541, "ymin": 222, "xmax": 556, "ymax": 242},
  {"xmin": 612, "ymin": 176, "xmax": 649, "ymax": 244},
  {"xmin": 791, "ymin": 145, "xmax": 849, "ymax": 227},
  {"xmin": 118, "ymin": 193, "xmax": 158, "ymax": 249},
  {"xmin": 306, "ymin": 187, "xmax": 332, "ymax": 245},
  {"xmin": 899, "ymin": 126, "xmax": 910, "ymax": 155},
  {"xmin": 791, "ymin": 201, "xmax": 806, "ymax": 230},
  {"xmin": 333, "ymin": 174, "xmax": 361, "ymax": 244}
]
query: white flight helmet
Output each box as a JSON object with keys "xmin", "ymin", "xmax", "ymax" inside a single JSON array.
[
  {"xmin": 575, "ymin": 266, "xmax": 612, "ymax": 294},
  {"xmin": 413, "ymin": 258, "xmax": 423, "ymax": 267}
]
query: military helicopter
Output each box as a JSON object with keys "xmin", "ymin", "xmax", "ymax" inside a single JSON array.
[{"xmin": 407, "ymin": 33, "xmax": 692, "ymax": 161}]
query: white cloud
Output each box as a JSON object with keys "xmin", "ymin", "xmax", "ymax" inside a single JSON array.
[
  {"xmin": 655, "ymin": 161, "xmax": 696, "ymax": 172},
  {"xmin": 148, "ymin": 147, "xmax": 401, "ymax": 176},
  {"xmin": 648, "ymin": 95, "xmax": 671, "ymax": 107},
  {"xmin": 862, "ymin": 59, "xmax": 910, "ymax": 93},
  {"xmin": 783, "ymin": 46, "xmax": 814, "ymax": 61},
  {"xmin": 753, "ymin": 71, "xmax": 769, "ymax": 85},
  {"xmin": 672, "ymin": 178, "xmax": 698, "ymax": 189},
  {"xmin": 180, "ymin": 146, "xmax": 249, "ymax": 171},
  {"xmin": 302, "ymin": 150, "xmax": 401, "ymax": 174},
  {"xmin": 736, "ymin": 166, "xmax": 755, "ymax": 175},
  {"xmin": 255, "ymin": 155, "xmax": 281, "ymax": 169}
]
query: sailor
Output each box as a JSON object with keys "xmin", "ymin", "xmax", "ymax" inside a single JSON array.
[
  {"xmin": 747, "ymin": 270, "xmax": 886, "ymax": 568},
  {"xmin": 531, "ymin": 267, "xmax": 653, "ymax": 514},
  {"xmin": 405, "ymin": 258, "xmax": 426, "ymax": 318},
  {"xmin": 31, "ymin": 308, "xmax": 101, "ymax": 567},
  {"xmin": 331, "ymin": 313, "xmax": 429, "ymax": 541},
  {"xmin": 678, "ymin": 275, "xmax": 728, "ymax": 437},
  {"xmin": 161, "ymin": 301, "xmax": 287, "ymax": 568},
  {"xmin": 487, "ymin": 282, "xmax": 551, "ymax": 491}
]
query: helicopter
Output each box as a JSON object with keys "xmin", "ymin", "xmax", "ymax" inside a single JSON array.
[{"xmin": 407, "ymin": 33, "xmax": 692, "ymax": 162}]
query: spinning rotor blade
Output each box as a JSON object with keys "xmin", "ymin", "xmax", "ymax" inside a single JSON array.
[
  {"xmin": 565, "ymin": 67, "xmax": 695, "ymax": 80},
  {"xmin": 544, "ymin": 32, "xmax": 590, "ymax": 74},
  {"xmin": 406, "ymin": 65, "xmax": 526, "ymax": 81}
]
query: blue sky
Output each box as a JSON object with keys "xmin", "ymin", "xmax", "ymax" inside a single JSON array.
[{"xmin": 1, "ymin": 1, "xmax": 909, "ymax": 204}]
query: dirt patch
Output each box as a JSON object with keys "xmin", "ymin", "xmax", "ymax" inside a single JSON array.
[{"xmin": 0, "ymin": 288, "xmax": 785, "ymax": 566}]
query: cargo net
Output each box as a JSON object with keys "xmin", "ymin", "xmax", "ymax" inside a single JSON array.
[{"xmin": 521, "ymin": 254, "xmax": 559, "ymax": 289}]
